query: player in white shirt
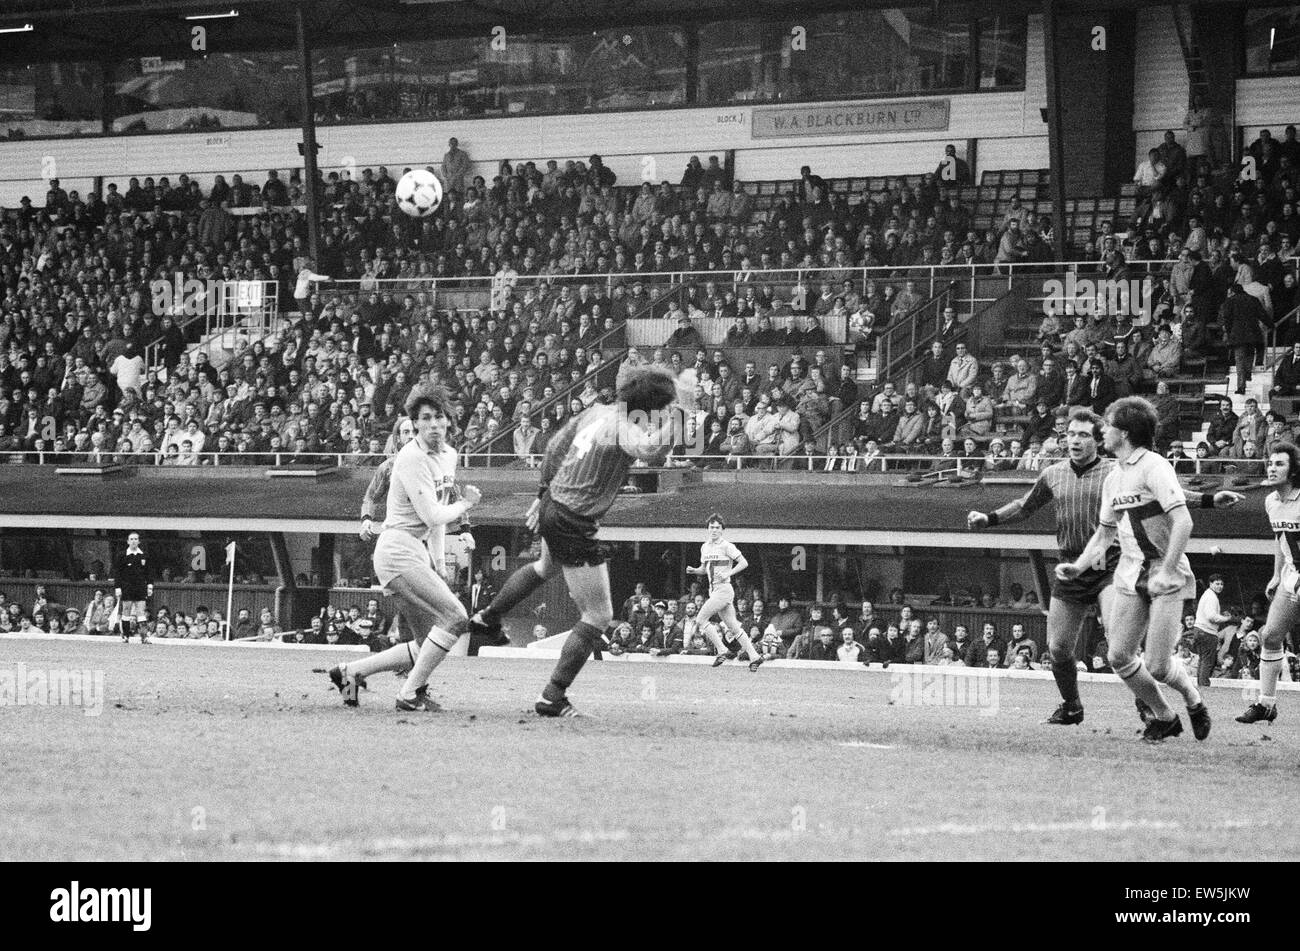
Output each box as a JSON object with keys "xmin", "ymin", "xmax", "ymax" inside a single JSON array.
[
  {"xmin": 1057, "ymin": 397, "xmax": 1212, "ymax": 742},
  {"xmin": 327, "ymin": 386, "xmax": 479, "ymax": 711},
  {"xmin": 685, "ymin": 515, "xmax": 764, "ymax": 671},
  {"xmin": 1238, "ymin": 442, "xmax": 1300, "ymax": 724}
]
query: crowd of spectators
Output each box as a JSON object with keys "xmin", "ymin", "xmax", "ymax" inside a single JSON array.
[
  {"xmin": 1, "ymin": 118, "xmax": 1297, "ymax": 469},
  {"xmin": 595, "ymin": 575, "xmax": 1300, "ymax": 680}
]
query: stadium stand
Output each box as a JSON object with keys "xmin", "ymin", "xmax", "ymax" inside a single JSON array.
[{"xmin": 2, "ymin": 137, "xmax": 1295, "ymax": 474}]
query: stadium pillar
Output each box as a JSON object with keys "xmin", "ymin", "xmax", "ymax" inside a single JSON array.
[
  {"xmin": 1041, "ymin": 0, "xmax": 1068, "ymax": 263},
  {"xmin": 295, "ymin": 2, "xmax": 322, "ymax": 262}
]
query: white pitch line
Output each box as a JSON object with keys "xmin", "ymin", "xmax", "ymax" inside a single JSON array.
[
  {"xmin": 838, "ymin": 741, "xmax": 896, "ymax": 749},
  {"xmin": 887, "ymin": 818, "xmax": 1278, "ymax": 837}
]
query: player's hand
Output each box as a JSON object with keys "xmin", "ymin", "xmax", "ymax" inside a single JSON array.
[
  {"xmin": 1266, "ymin": 577, "xmax": 1280, "ymax": 599},
  {"xmin": 1212, "ymin": 490, "xmax": 1244, "ymax": 508},
  {"xmin": 146, "ymin": 584, "xmax": 153, "ymax": 597},
  {"xmin": 460, "ymin": 484, "xmax": 482, "ymax": 505},
  {"xmin": 967, "ymin": 510, "xmax": 989, "ymax": 530},
  {"xmin": 525, "ymin": 498, "xmax": 541, "ymax": 533},
  {"xmin": 1147, "ymin": 567, "xmax": 1182, "ymax": 598},
  {"xmin": 1054, "ymin": 562, "xmax": 1083, "ymax": 582},
  {"xmin": 359, "ymin": 521, "xmax": 375, "ymax": 541}
]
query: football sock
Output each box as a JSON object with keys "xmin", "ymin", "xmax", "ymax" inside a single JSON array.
[
  {"xmin": 1259, "ymin": 649, "xmax": 1285, "ymax": 707},
  {"xmin": 701, "ymin": 623, "xmax": 729, "ymax": 656},
  {"xmin": 398, "ymin": 626, "xmax": 456, "ymax": 701},
  {"xmin": 1118, "ymin": 659, "xmax": 1174, "ymax": 720},
  {"xmin": 1158, "ymin": 661, "xmax": 1202, "ymax": 709},
  {"xmin": 1051, "ymin": 658, "xmax": 1081, "ymax": 705},
  {"xmin": 481, "ymin": 564, "xmax": 546, "ymax": 623},
  {"xmin": 543, "ymin": 621, "xmax": 604, "ymax": 702},
  {"xmin": 733, "ymin": 631, "xmax": 760, "ymax": 663},
  {"xmin": 347, "ymin": 642, "xmax": 416, "ymax": 680}
]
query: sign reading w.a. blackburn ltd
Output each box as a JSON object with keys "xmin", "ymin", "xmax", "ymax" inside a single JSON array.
[{"xmin": 751, "ymin": 99, "xmax": 950, "ymax": 139}]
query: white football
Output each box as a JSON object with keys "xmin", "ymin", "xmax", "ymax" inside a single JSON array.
[{"xmin": 395, "ymin": 168, "xmax": 443, "ymax": 218}]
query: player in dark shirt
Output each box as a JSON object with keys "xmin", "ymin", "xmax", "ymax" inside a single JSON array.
[{"xmin": 468, "ymin": 364, "xmax": 681, "ymax": 716}]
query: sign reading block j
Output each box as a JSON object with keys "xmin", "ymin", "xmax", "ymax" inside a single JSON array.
[{"xmin": 751, "ymin": 99, "xmax": 950, "ymax": 139}]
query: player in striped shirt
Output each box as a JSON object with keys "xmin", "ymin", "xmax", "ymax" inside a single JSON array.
[
  {"xmin": 687, "ymin": 515, "xmax": 764, "ymax": 671},
  {"xmin": 467, "ymin": 364, "xmax": 682, "ymax": 717},
  {"xmin": 969, "ymin": 408, "xmax": 1239, "ymax": 726},
  {"xmin": 1237, "ymin": 441, "xmax": 1300, "ymax": 724},
  {"xmin": 1057, "ymin": 397, "xmax": 1212, "ymax": 742},
  {"xmin": 327, "ymin": 386, "xmax": 480, "ymax": 711}
]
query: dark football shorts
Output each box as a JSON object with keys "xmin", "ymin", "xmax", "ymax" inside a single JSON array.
[
  {"xmin": 1051, "ymin": 548, "xmax": 1120, "ymax": 605},
  {"xmin": 538, "ymin": 494, "xmax": 609, "ymax": 568}
]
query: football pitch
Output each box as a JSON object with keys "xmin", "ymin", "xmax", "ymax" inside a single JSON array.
[{"xmin": 1, "ymin": 639, "xmax": 1293, "ymax": 862}]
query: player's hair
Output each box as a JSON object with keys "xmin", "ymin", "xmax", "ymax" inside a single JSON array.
[
  {"xmin": 405, "ymin": 382, "xmax": 452, "ymax": 420},
  {"xmin": 1067, "ymin": 407, "xmax": 1104, "ymax": 441},
  {"xmin": 1268, "ymin": 441, "xmax": 1300, "ymax": 487},
  {"xmin": 615, "ymin": 363, "xmax": 678, "ymax": 414},
  {"xmin": 1106, "ymin": 396, "xmax": 1157, "ymax": 449},
  {"xmin": 705, "ymin": 513, "xmax": 726, "ymax": 529}
]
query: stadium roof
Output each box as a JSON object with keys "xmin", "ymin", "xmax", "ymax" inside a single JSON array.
[
  {"xmin": 0, "ymin": 467, "xmax": 1274, "ymax": 553},
  {"xmin": 0, "ymin": 0, "xmax": 1259, "ymax": 64}
]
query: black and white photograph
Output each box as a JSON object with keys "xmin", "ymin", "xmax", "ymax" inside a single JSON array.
[{"xmin": 0, "ymin": 0, "xmax": 1294, "ymax": 906}]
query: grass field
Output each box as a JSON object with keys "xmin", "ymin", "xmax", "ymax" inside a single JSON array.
[{"xmin": 1, "ymin": 638, "xmax": 1294, "ymax": 861}]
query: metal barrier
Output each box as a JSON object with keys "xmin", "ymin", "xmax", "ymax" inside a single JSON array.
[
  {"xmin": 0, "ymin": 449, "xmax": 1270, "ymax": 475},
  {"xmin": 143, "ymin": 278, "xmax": 280, "ymax": 370},
  {"xmin": 324, "ymin": 257, "xmax": 1218, "ymax": 317}
]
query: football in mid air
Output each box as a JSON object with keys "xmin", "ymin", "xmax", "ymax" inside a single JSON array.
[{"xmin": 395, "ymin": 168, "xmax": 444, "ymax": 218}]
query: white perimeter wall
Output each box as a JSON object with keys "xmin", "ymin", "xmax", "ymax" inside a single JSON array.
[{"xmin": 0, "ymin": 18, "xmax": 1050, "ymax": 206}]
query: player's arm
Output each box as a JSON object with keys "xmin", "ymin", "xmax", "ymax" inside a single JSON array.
[
  {"xmin": 1184, "ymin": 487, "xmax": 1243, "ymax": 509},
  {"xmin": 727, "ymin": 542, "xmax": 748, "ymax": 579},
  {"xmin": 1148, "ymin": 461, "xmax": 1194, "ymax": 595},
  {"xmin": 1056, "ymin": 522, "xmax": 1118, "ymax": 580},
  {"xmin": 1149, "ymin": 504, "xmax": 1192, "ymax": 596},
  {"xmin": 1267, "ymin": 544, "xmax": 1285, "ymax": 599},
  {"xmin": 968, "ymin": 478, "xmax": 1050, "ymax": 530},
  {"xmin": 359, "ymin": 463, "xmax": 387, "ymax": 539},
  {"xmin": 397, "ymin": 454, "xmax": 480, "ymax": 528}
]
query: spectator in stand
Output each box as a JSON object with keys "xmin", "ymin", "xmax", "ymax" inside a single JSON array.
[
  {"xmin": 666, "ymin": 314, "xmax": 705, "ymax": 351},
  {"xmin": 922, "ymin": 617, "xmax": 950, "ymax": 665},
  {"xmin": 1271, "ymin": 342, "xmax": 1300, "ymax": 397},
  {"xmin": 1205, "ymin": 398, "xmax": 1238, "ymax": 456},
  {"xmin": 958, "ymin": 382, "xmax": 994, "ymax": 438},
  {"xmin": 1144, "ymin": 325, "xmax": 1182, "ymax": 380},
  {"xmin": 935, "ymin": 144, "xmax": 971, "ymax": 185},
  {"xmin": 1222, "ymin": 282, "xmax": 1269, "ymax": 396},
  {"xmin": 441, "ymin": 137, "xmax": 472, "ymax": 195},
  {"xmin": 946, "ymin": 342, "xmax": 979, "ymax": 396},
  {"xmin": 837, "ymin": 629, "xmax": 862, "ymax": 662}
]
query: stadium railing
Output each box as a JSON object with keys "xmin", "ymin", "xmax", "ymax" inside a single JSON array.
[
  {"xmin": 315, "ymin": 258, "xmax": 1190, "ymax": 315},
  {"xmin": 1, "ymin": 449, "xmax": 1267, "ymax": 474}
]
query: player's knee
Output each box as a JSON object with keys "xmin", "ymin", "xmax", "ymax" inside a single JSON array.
[
  {"xmin": 1261, "ymin": 629, "xmax": 1286, "ymax": 652},
  {"xmin": 1109, "ymin": 649, "xmax": 1136, "ymax": 676},
  {"xmin": 1047, "ymin": 641, "xmax": 1075, "ymax": 666}
]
